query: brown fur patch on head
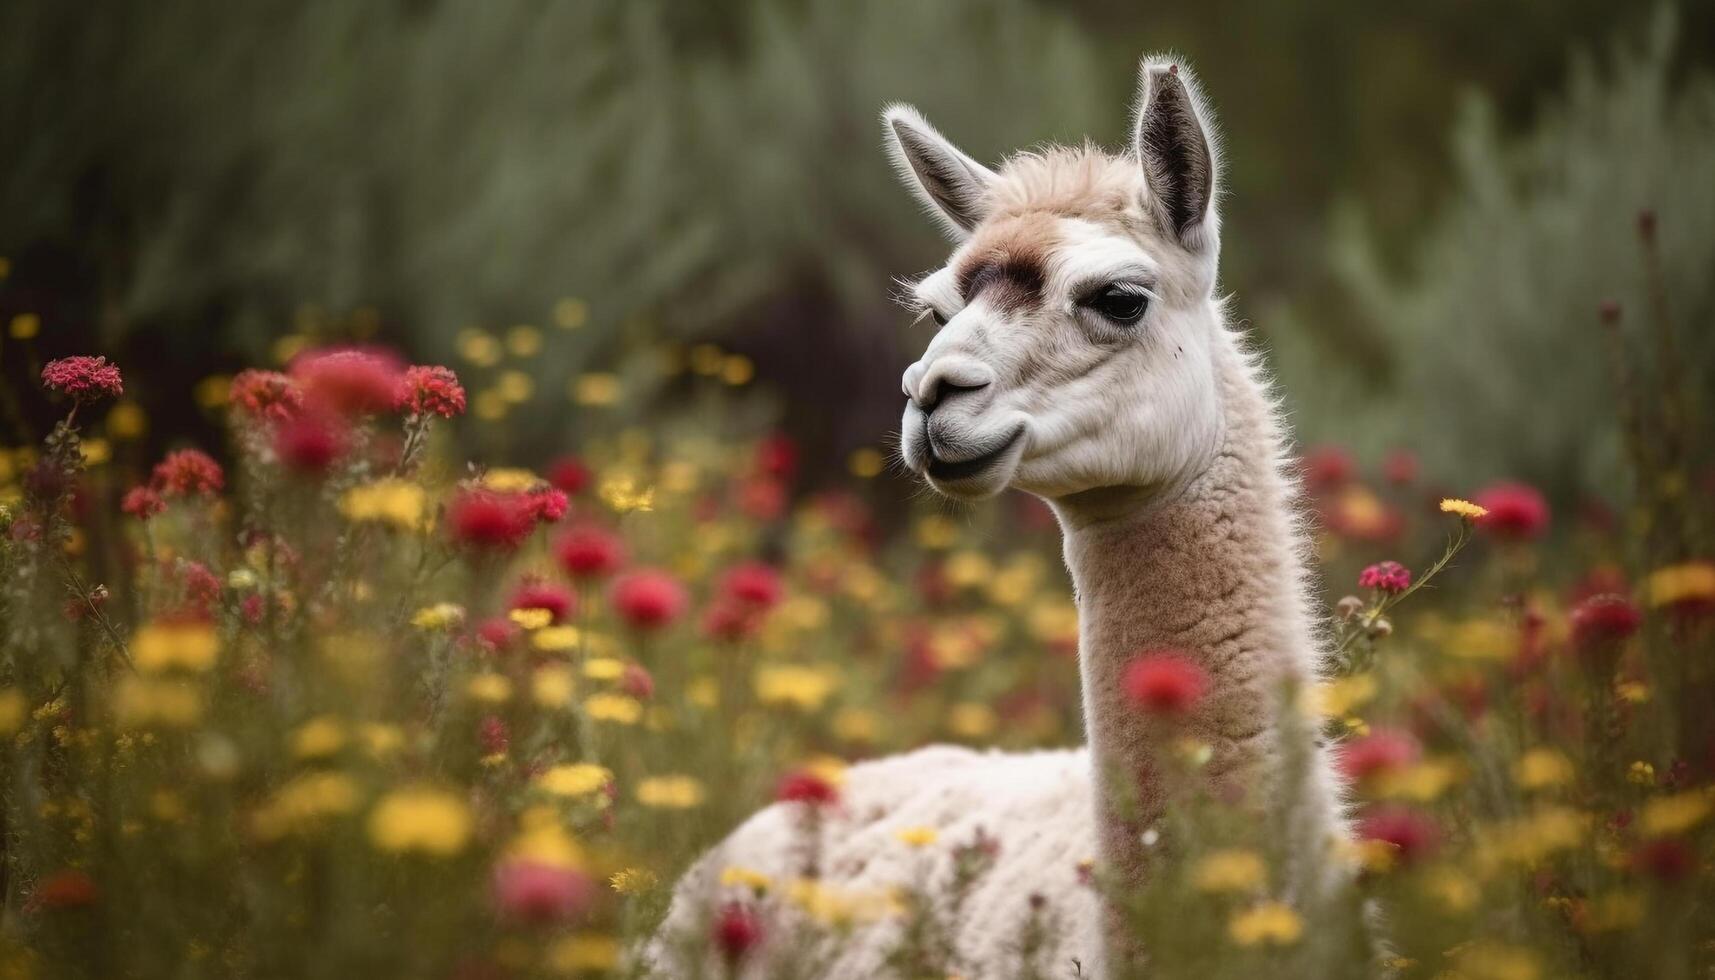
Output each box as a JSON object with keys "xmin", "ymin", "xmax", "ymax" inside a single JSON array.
[
  {"xmin": 988, "ymin": 145, "xmax": 1143, "ymax": 226},
  {"xmin": 953, "ymin": 212, "xmax": 1062, "ymax": 314}
]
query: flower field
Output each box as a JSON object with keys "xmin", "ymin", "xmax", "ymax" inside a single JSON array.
[{"xmin": 1, "ymin": 311, "xmax": 1711, "ymax": 979}]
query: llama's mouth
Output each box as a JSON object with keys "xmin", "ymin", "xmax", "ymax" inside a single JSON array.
[{"xmin": 926, "ymin": 427, "xmax": 1025, "ymax": 484}]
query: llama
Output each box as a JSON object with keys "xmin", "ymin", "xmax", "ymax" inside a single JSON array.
[{"xmin": 649, "ymin": 58, "xmax": 1349, "ymax": 977}]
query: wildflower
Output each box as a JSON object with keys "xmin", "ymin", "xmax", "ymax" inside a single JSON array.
[
  {"xmin": 721, "ymin": 561, "xmax": 784, "ymax": 609},
  {"xmin": 509, "ymin": 581, "xmax": 576, "ymax": 624},
  {"xmin": 1227, "ymin": 901, "xmax": 1303, "ymax": 946},
  {"xmin": 32, "ymin": 870, "xmax": 99, "ymax": 910},
  {"xmin": 113, "ymin": 677, "xmax": 205, "ymax": 728},
  {"xmin": 712, "ymin": 902, "xmax": 765, "ymax": 966},
  {"xmin": 531, "ymin": 666, "xmax": 576, "ymax": 708},
  {"xmin": 152, "ymin": 449, "xmax": 224, "ymax": 497},
  {"xmin": 947, "ymin": 702, "xmax": 998, "ymax": 739},
  {"xmin": 1439, "ymin": 498, "xmax": 1489, "ymax": 520},
  {"xmin": 340, "ymin": 479, "xmax": 426, "ymax": 530},
  {"xmin": 1356, "ymin": 806, "xmax": 1439, "ymax": 866},
  {"xmin": 1627, "ymin": 760, "xmax": 1656, "ymax": 785},
  {"xmin": 41, "ymin": 356, "xmax": 123, "ymax": 403},
  {"xmin": 273, "ymin": 410, "xmax": 350, "ymax": 474},
  {"xmin": 1514, "ymin": 748, "xmax": 1575, "ymax": 790},
  {"xmin": 1451, "ymin": 941, "xmax": 1541, "ymax": 980},
  {"xmin": 412, "ymin": 603, "xmax": 465, "ymax": 630},
  {"xmin": 609, "ymin": 867, "xmax": 657, "ymax": 894},
  {"xmin": 1300, "ymin": 445, "xmax": 1353, "ymax": 491},
  {"xmin": 1570, "ymin": 594, "xmax": 1642, "ymax": 649},
  {"xmin": 754, "ymin": 665, "xmax": 837, "ymax": 711},
  {"xmin": 478, "ymin": 715, "xmax": 509, "ymax": 756},
  {"xmin": 120, "ymin": 485, "xmax": 166, "ymax": 521},
  {"xmin": 895, "ymin": 826, "xmax": 938, "ymax": 848},
  {"xmin": 1123, "ymin": 651, "xmax": 1208, "ymax": 716},
  {"xmin": 1357, "ymin": 560, "xmax": 1411, "ymax": 594},
  {"xmin": 290, "ymin": 716, "xmax": 348, "ymax": 760},
  {"xmin": 0, "ymin": 688, "xmax": 26, "ymax": 735},
  {"xmin": 1381, "ymin": 449, "xmax": 1418, "ymax": 485},
  {"xmin": 466, "ymin": 673, "xmax": 513, "ymax": 704},
  {"xmin": 1638, "ymin": 791, "xmax": 1712, "ymax": 837},
  {"xmin": 532, "ymin": 625, "xmax": 580, "ymax": 651},
  {"xmin": 1472, "ymin": 482, "xmax": 1550, "ymax": 539},
  {"xmin": 491, "ymin": 859, "xmax": 593, "ymax": 925},
  {"xmin": 367, "ymin": 786, "xmax": 472, "ymax": 856},
  {"xmin": 535, "ymin": 764, "xmax": 612, "ymax": 798},
  {"xmin": 1308, "ymin": 672, "xmax": 1376, "ymax": 718},
  {"xmin": 547, "ymin": 456, "xmax": 591, "ymax": 494},
  {"xmin": 583, "ymin": 657, "xmax": 624, "ymax": 680},
  {"xmin": 1577, "ymin": 890, "xmax": 1645, "ymax": 933},
  {"xmin": 446, "ymin": 489, "xmax": 536, "ymax": 551},
  {"xmin": 620, "ymin": 662, "xmax": 656, "ymax": 701},
  {"xmin": 397, "ymin": 365, "xmax": 466, "ymax": 417},
  {"xmin": 721, "ymin": 866, "xmax": 773, "ymax": 892},
  {"xmin": 610, "ymin": 569, "xmax": 688, "ymax": 630},
  {"xmin": 229, "ymin": 369, "xmax": 302, "ymax": 422},
  {"xmin": 506, "ymin": 814, "xmax": 587, "ymax": 869},
  {"xmin": 1645, "ymin": 561, "xmax": 1715, "ymax": 613},
  {"xmin": 547, "ymin": 933, "xmax": 620, "ymax": 973},
  {"xmin": 526, "ymin": 486, "xmax": 570, "ymax": 523},
  {"xmin": 1190, "ymin": 849, "xmax": 1266, "ymax": 894},
  {"xmin": 1630, "ymin": 838, "xmax": 1694, "ymax": 882},
  {"xmin": 776, "ymin": 769, "xmax": 841, "ymax": 808},
  {"xmin": 584, "ymin": 693, "xmax": 642, "ymax": 725},
  {"xmin": 1374, "ymin": 759, "xmax": 1462, "ymax": 801},
  {"xmin": 636, "ymin": 775, "xmax": 706, "ymax": 809},
  {"xmin": 1336, "ymin": 728, "xmax": 1420, "ymax": 781},
  {"xmin": 510, "ymin": 608, "xmax": 553, "ymax": 630},
  {"xmin": 290, "ymin": 347, "xmax": 405, "ymax": 416},
  {"xmin": 129, "ymin": 618, "xmax": 219, "ymax": 674}
]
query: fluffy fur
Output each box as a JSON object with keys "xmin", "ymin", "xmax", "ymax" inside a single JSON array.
[{"xmin": 648, "ymin": 57, "xmax": 1347, "ymax": 978}]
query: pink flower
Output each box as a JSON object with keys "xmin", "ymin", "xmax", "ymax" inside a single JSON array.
[
  {"xmin": 398, "ymin": 365, "xmax": 467, "ymax": 418},
  {"xmin": 611, "ymin": 569, "xmax": 688, "ymax": 630},
  {"xmin": 1381, "ymin": 450, "xmax": 1419, "ymax": 486},
  {"xmin": 721, "ymin": 561, "xmax": 784, "ymax": 610},
  {"xmin": 1473, "ymin": 482, "xmax": 1550, "ymax": 540},
  {"xmin": 152, "ymin": 449, "xmax": 224, "ymax": 497},
  {"xmin": 1301, "ymin": 445, "xmax": 1354, "ymax": 493},
  {"xmin": 1357, "ymin": 806, "xmax": 1439, "ymax": 866},
  {"xmin": 700, "ymin": 599, "xmax": 762, "ymax": 642},
  {"xmin": 290, "ymin": 347, "xmax": 405, "ymax": 416},
  {"xmin": 120, "ymin": 486, "xmax": 166, "ymax": 521},
  {"xmin": 525, "ymin": 487, "xmax": 569, "ymax": 524},
  {"xmin": 754, "ymin": 434, "xmax": 798, "ymax": 479},
  {"xmin": 474, "ymin": 617, "xmax": 521, "ymax": 652},
  {"xmin": 446, "ymin": 489, "xmax": 536, "ymax": 551},
  {"xmin": 273, "ymin": 410, "xmax": 349, "ymax": 474},
  {"xmin": 1336, "ymin": 728, "xmax": 1420, "ymax": 781},
  {"xmin": 554, "ymin": 524, "xmax": 626, "ymax": 579},
  {"xmin": 490, "ymin": 860, "xmax": 593, "ymax": 925},
  {"xmin": 620, "ymin": 663, "xmax": 655, "ymax": 701},
  {"xmin": 478, "ymin": 715, "xmax": 510, "ymax": 756},
  {"xmin": 546, "ymin": 456, "xmax": 591, "ymax": 495},
  {"xmin": 712, "ymin": 902, "xmax": 765, "ymax": 965},
  {"xmin": 229, "ymin": 370, "xmax": 303, "ymax": 423},
  {"xmin": 41, "ymin": 356, "xmax": 123, "ymax": 403},
  {"xmin": 775, "ymin": 770, "xmax": 840, "ymax": 808},
  {"xmin": 509, "ymin": 581, "xmax": 577, "ymax": 624},
  {"xmin": 1357, "ymin": 560, "xmax": 1411, "ymax": 595},
  {"xmin": 1122, "ymin": 651, "xmax": 1209, "ymax": 716},
  {"xmin": 1570, "ymin": 594, "xmax": 1642, "ymax": 649}
]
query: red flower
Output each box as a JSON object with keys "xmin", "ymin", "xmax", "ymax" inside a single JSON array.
[
  {"xmin": 775, "ymin": 769, "xmax": 840, "ymax": 808},
  {"xmin": 1630, "ymin": 838, "xmax": 1694, "ymax": 882},
  {"xmin": 526, "ymin": 487, "xmax": 569, "ymax": 524},
  {"xmin": 152, "ymin": 449, "xmax": 224, "ymax": 497},
  {"xmin": 1336, "ymin": 728, "xmax": 1420, "ymax": 781},
  {"xmin": 509, "ymin": 581, "xmax": 577, "ymax": 624},
  {"xmin": 1122, "ymin": 651, "xmax": 1209, "ymax": 716},
  {"xmin": 273, "ymin": 410, "xmax": 349, "ymax": 474},
  {"xmin": 41, "ymin": 356, "xmax": 123, "ymax": 403},
  {"xmin": 32, "ymin": 869, "xmax": 99, "ymax": 910},
  {"xmin": 1301, "ymin": 445, "xmax": 1354, "ymax": 493},
  {"xmin": 490, "ymin": 860, "xmax": 593, "ymax": 925},
  {"xmin": 554, "ymin": 524, "xmax": 626, "ymax": 579},
  {"xmin": 620, "ymin": 663, "xmax": 655, "ymax": 701},
  {"xmin": 290, "ymin": 347, "xmax": 406, "ymax": 416},
  {"xmin": 737, "ymin": 476, "xmax": 787, "ymax": 522},
  {"xmin": 754, "ymin": 434, "xmax": 798, "ymax": 478},
  {"xmin": 179, "ymin": 561, "xmax": 221, "ymax": 611},
  {"xmin": 447, "ymin": 489, "xmax": 537, "ymax": 551},
  {"xmin": 701, "ymin": 599, "xmax": 762, "ymax": 642},
  {"xmin": 1473, "ymin": 482, "xmax": 1550, "ymax": 540},
  {"xmin": 1357, "ymin": 806, "xmax": 1440, "ymax": 865},
  {"xmin": 398, "ymin": 364, "xmax": 467, "ymax": 418},
  {"xmin": 479, "ymin": 715, "xmax": 510, "ymax": 755},
  {"xmin": 1357, "ymin": 561, "xmax": 1412, "ymax": 595},
  {"xmin": 611, "ymin": 569, "xmax": 688, "ymax": 630},
  {"xmin": 712, "ymin": 902, "xmax": 765, "ymax": 964},
  {"xmin": 120, "ymin": 485, "xmax": 166, "ymax": 520},
  {"xmin": 1381, "ymin": 450, "xmax": 1419, "ymax": 486},
  {"xmin": 229, "ymin": 370, "xmax": 303, "ymax": 423},
  {"xmin": 547, "ymin": 456, "xmax": 592, "ymax": 495},
  {"xmin": 475, "ymin": 617, "xmax": 521, "ymax": 652},
  {"xmin": 721, "ymin": 561, "xmax": 784, "ymax": 609},
  {"xmin": 1570, "ymin": 594, "xmax": 1642, "ymax": 649}
]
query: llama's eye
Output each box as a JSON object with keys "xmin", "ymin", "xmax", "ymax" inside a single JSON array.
[
  {"xmin": 930, "ymin": 310, "xmax": 949, "ymax": 327},
  {"xmin": 1087, "ymin": 285, "xmax": 1149, "ymax": 326}
]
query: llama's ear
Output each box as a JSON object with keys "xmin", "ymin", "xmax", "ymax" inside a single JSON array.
[
  {"xmin": 1131, "ymin": 58, "xmax": 1220, "ymax": 251},
  {"xmin": 883, "ymin": 104, "xmax": 997, "ymax": 239}
]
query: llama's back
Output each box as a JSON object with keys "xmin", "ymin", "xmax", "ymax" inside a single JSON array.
[{"xmin": 645, "ymin": 744, "xmax": 1102, "ymax": 978}]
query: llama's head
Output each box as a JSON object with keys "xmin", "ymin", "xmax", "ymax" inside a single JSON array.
[{"xmin": 885, "ymin": 58, "xmax": 1226, "ymax": 507}]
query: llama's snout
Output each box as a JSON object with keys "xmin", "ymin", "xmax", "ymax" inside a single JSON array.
[{"xmin": 902, "ymin": 355, "xmax": 994, "ymax": 414}]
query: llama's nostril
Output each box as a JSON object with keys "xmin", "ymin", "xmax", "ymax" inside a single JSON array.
[{"xmin": 910, "ymin": 360, "xmax": 994, "ymax": 412}]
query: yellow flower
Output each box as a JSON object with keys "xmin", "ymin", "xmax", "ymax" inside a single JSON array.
[
  {"xmin": 720, "ymin": 866, "xmax": 773, "ymax": 891},
  {"xmin": 505, "ymin": 324, "xmax": 543, "ymax": 358},
  {"xmin": 847, "ymin": 447, "xmax": 884, "ymax": 478},
  {"xmin": 290, "ymin": 716, "xmax": 348, "ymax": 760},
  {"xmin": 251, "ymin": 772, "xmax": 360, "ymax": 840},
  {"xmin": 573, "ymin": 372, "xmax": 622, "ymax": 407},
  {"xmin": 584, "ymin": 693, "xmax": 642, "ymax": 725},
  {"xmin": 1474, "ymin": 806, "xmax": 1588, "ymax": 870},
  {"xmin": 79, "ymin": 438, "xmax": 110, "ymax": 466},
  {"xmin": 583, "ymin": 657, "xmax": 624, "ymax": 681},
  {"xmin": 1579, "ymin": 890, "xmax": 1645, "ymax": 933},
  {"xmin": 1375, "ymin": 759, "xmax": 1462, "ymax": 801},
  {"xmin": 338, "ymin": 480, "xmax": 427, "ymax": 530},
  {"xmin": 465, "ymin": 673, "xmax": 513, "ymax": 704},
  {"xmin": 608, "ymin": 867, "xmax": 657, "ymax": 894},
  {"xmin": 0, "ymin": 688, "xmax": 27, "ymax": 736},
  {"xmin": 508, "ymin": 608, "xmax": 553, "ymax": 630},
  {"xmin": 1307, "ymin": 672, "xmax": 1376, "ymax": 718},
  {"xmin": 1446, "ymin": 618, "xmax": 1513, "ymax": 660},
  {"xmin": 1449, "ymin": 940, "xmax": 1541, "ymax": 980},
  {"xmin": 532, "ymin": 666, "xmax": 576, "ymax": 708},
  {"xmin": 1440, "ymin": 498, "xmax": 1489, "ymax": 520},
  {"xmin": 361, "ymin": 724, "xmax": 404, "ymax": 758},
  {"xmin": 532, "ymin": 625, "xmax": 581, "ymax": 651},
  {"xmin": 113, "ymin": 677, "xmax": 205, "ymax": 728},
  {"xmin": 1514, "ymin": 748, "xmax": 1574, "ymax": 790},
  {"xmin": 1228, "ymin": 902, "xmax": 1303, "ymax": 946},
  {"xmin": 367, "ymin": 786, "xmax": 472, "ymax": 857},
  {"xmin": 597, "ymin": 473, "xmax": 654, "ymax": 513},
  {"xmin": 194, "ymin": 375, "xmax": 230, "ymax": 409},
  {"xmin": 481, "ymin": 468, "xmax": 541, "ymax": 493},
  {"xmin": 411, "ymin": 603, "xmax": 465, "ymax": 630},
  {"xmin": 457, "ymin": 328, "xmax": 502, "ymax": 367},
  {"xmin": 506, "ymin": 813, "xmax": 587, "ymax": 869},
  {"xmin": 636, "ymin": 775, "xmax": 706, "ymax": 809},
  {"xmin": 535, "ymin": 763, "xmax": 612, "ymax": 798},
  {"xmin": 1421, "ymin": 866, "xmax": 1478, "ymax": 913},
  {"xmin": 754, "ymin": 664, "xmax": 838, "ymax": 712},
  {"xmin": 894, "ymin": 826, "xmax": 938, "ymax": 848},
  {"xmin": 546, "ymin": 933, "xmax": 619, "ymax": 973},
  {"xmin": 1646, "ymin": 561, "xmax": 1715, "ymax": 609},
  {"xmin": 1190, "ymin": 849, "xmax": 1266, "ymax": 894},
  {"xmin": 9, "ymin": 312, "xmax": 40, "ymax": 339},
  {"xmin": 107, "ymin": 400, "xmax": 147, "ymax": 439},
  {"xmin": 832, "ymin": 707, "xmax": 878, "ymax": 744},
  {"xmin": 1626, "ymin": 760, "xmax": 1656, "ymax": 785},
  {"xmin": 947, "ymin": 702, "xmax": 997, "ymax": 739},
  {"xmin": 1638, "ymin": 790, "xmax": 1712, "ymax": 837},
  {"xmin": 552, "ymin": 298, "xmax": 589, "ymax": 330},
  {"xmin": 132, "ymin": 621, "xmax": 221, "ymax": 674},
  {"xmin": 913, "ymin": 515, "xmax": 958, "ymax": 550}
]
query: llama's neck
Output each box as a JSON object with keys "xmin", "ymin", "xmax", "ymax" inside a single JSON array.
[{"xmin": 1054, "ymin": 331, "xmax": 1332, "ymax": 885}]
